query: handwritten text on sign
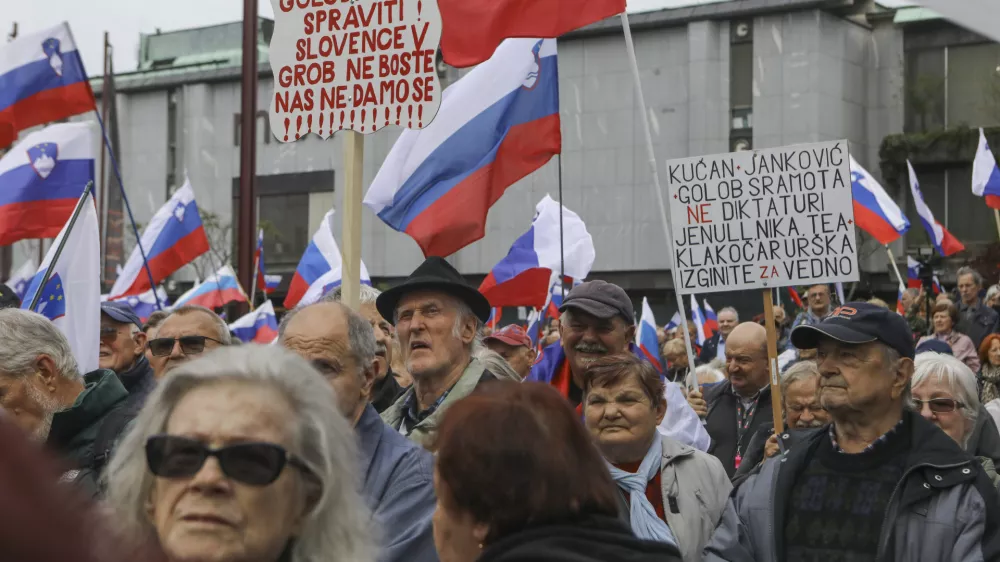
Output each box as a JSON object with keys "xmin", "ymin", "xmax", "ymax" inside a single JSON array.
[
  {"xmin": 665, "ymin": 141, "xmax": 859, "ymax": 295},
  {"xmin": 269, "ymin": 0, "xmax": 442, "ymax": 141}
]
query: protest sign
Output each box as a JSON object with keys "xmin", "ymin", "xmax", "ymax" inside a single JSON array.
[
  {"xmin": 666, "ymin": 140, "xmax": 859, "ymax": 296},
  {"xmin": 269, "ymin": 0, "xmax": 443, "ymax": 139}
]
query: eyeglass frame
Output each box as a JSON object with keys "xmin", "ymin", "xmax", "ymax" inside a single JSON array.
[{"xmin": 147, "ymin": 335, "xmax": 224, "ymax": 357}]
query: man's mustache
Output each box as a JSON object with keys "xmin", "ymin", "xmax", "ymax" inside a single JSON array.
[
  {"xmin": 575, "ymin": 342, "xmax": 608, "ymax": 354},
  {"xmin": 793, "ymin": 418, "xmax": 826, "ymax": 429}
]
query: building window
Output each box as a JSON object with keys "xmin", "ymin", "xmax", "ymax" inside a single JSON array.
[
  {"xmin": 259, "ymin": 193, "xmax": 310, "ymax": 268},
  {"xmin": 730, "ymin": 22, "xmax": 753, "ymax": 149},
  {"xmin": 905, "ymin": 48, "xmax": 945, "ymax": 133},
  {"xmin": 166, "ymin": 88, "xmax": 179, "ymax": 195},
  {"xmin": 946, "ymin": 43, "xmax": 1000, "ymax": 128}
]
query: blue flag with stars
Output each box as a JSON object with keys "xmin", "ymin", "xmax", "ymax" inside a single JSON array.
[{"xmin": 31, "ymin": 273, "xmax": 66, "ymax": 320}]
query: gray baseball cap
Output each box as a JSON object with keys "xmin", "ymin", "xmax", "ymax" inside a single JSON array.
[{"xmin": 559, "ymin": 280, "xmax": 634, "ymax": 324}]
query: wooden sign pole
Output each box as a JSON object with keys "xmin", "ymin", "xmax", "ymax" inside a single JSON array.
[
  {"xmin": 341, "ymin": 131, "xmax": 364, "ymax": 311},
  {"xmin": 762, "ymin": 289, "xmax": 784, "ymax": 433}
]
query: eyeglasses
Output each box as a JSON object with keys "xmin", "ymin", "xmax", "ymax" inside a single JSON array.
[
  {"xmin": 145, "ymin": 435, "xmax": 313, "ymax": 486},
  {"xmin": 913, "ymin": 397, "xmax": 963, "ymax": 414},
  {"xmin": 148, "ymin": 336, "xmax": 222, "ymax": 357}
]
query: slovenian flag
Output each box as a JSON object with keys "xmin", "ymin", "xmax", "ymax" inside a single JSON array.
[
  {"xmin": 690, "ymin": 294, "xmax": 706, "ymax": 346},
  {"xmin": 115, "ymin": 286, "xmax": 169, "ymax": 323},
  {"xmin": 0, "ymin": 122, "xmax": 94, "ymax": 245},
  {"xmin": 637, "ymin": 298, "xmax": 664, "ymax": 373},
  {"xmin": 479, "ymin": 195, "xmax": 594, "ymax": 308},
  {"xmin": 365, "ymin": 38, "xmax": 560, "ymax": 257},
  {"xmin": 702, "ymin": 300, "xmax": 719, "ymax": 339},
  {"xmin": 907, "ymin": 160, "xmax": 964, "ymax": 256},
  {"xmin": 972, "ymin": 128, "xmax": 1000, "ymax": 209},
  {"xmin": 284, "ymin": 209, "xmax": 371, "ymax": 309},
  {"xmin": 109, "ymin": 179, "xmax": 210, "ymax": 299},
  {"xmin": 664, "ymin": 311, "xmax": 682, "ymax": 332},
  {"xmin": 0, "ymin": 22, "xmax": 96, "ymax": 149},
  {"xmin": 849, "ymin": 155, "xmax": 909, "ymax": 245},
  {"xmin": 4, "ymin": 259, "xmax": 37, "ymax": 300},
  {"xmin": 173, "ymin": 264, "xmax": 247, "ymax": 309},
  {"xmin": 229, "ymin": 300, "xmax": 279, "ymax": 344}
]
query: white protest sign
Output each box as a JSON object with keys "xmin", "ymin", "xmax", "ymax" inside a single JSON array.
[
  {"xmin": 665, "ymin": 140, "xmax": 859, "ymax": 295},
  {"xmin": 269, "ymin": 0, "xmax": 442, "ymax": 141}
]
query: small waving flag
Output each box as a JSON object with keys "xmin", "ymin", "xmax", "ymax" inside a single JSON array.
[
  {"xmin": 5, "ymin": 259, "xmax": 36, "ymax": 300},
  {"xmin": 637, "ymin": 298, "xmax": 664, "ymax": 373},
  {"xmin": 849, "ymin": 156, "xmax": 910, "ymax": 245},
  {"xmin": 114, "ymin": 286, "xmax": 169, "ymax": 323},
  {"xmin": 173, "ymin": 264, "xmax": 247, "ymax": 309},
  {"xmin": 229, "ymin": 300, "xmax": 279, "ymax": 344},
  {"xmin": 690, "ymin": 294, "xmax": 706, "ymax": 346},
  {"xmin": 664, "ymin": 311, "xmax": 682, "ymax": 332},
  {"xmin": 907, "ymin": 160, "xmax": 964, "ymax": 256},
  {"xmin": 972, "ymin": 128, "xmax": 1000, "ymax": 209},
  {"xmin": 896, "ymin": 284, "xmax": 906, "ymax": 315},
  {"xmin": 702, "ymin": 300, "xmax": 719, "ymax": 339},
  {"xmin": 285, "ymin": 210, "xmax": 371, "ymax": 309},
  {"xmin": 487, "ymin": 307, "xmax": 502, "ymax": 331}
]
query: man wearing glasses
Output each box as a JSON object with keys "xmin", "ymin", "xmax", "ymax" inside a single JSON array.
[
  {"xmin": 790, "ymin": 284, "xmax": 833, "ymax": 332},
  {"xmin": 100, "ymin": 302, "xmax": 154, "ymax": 411},
  {"xmin": 148, "ymin": 305, "xmax": 231, "ymax": 380}
]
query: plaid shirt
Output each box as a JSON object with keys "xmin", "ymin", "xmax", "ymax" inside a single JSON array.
[
  {"xmin": 401, "ymin": 386, "xmax": 453, "ymax": 433},
  {"xmin": 828, "ymin": 418, "xmax": 905, "ymax": 454}
]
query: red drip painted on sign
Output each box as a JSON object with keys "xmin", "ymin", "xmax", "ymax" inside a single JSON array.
[
  {"xmin": 306, "ymin": 114, "xmax": 313, "ymax": 136},
  {"xmin": 418, "ymin": 105, "xmax": 423, "ymax": 127},
  {"xmin": 396, "ymin": 106, "xmax": 402, "ymax": 125},
  {"xmin": 318, "ymin": 113, "xmax": 324, "ymax": 136},
  {"xmin": 361, "ymin": 108, "xmax": 366, "ymax": 131},
  {"xmin": 408, "ymin": 105, "xmax": 413, "ymax": 128},
  {"xmin": 340, "ymin": 110, "xmax": 345, "ymax": 129},
  {"xmin": 295, "ymin": 115, "xmax": 302, "ymax": 139},
  {"xmin": 385, "ymin": 107, "xmax": 390, "ymax": 127},
  {"xmin": 350, "ymin": 109, "xmax": 356, "ymax": 129},
  {"xmin": 283, "ymin": 118, "xmax": 290, "ymax": 141}
]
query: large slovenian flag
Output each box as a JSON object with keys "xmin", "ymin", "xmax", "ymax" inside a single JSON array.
[
  {"xmin": 0, "ymin": 22, "xmax": 96, "ymax": 149},
  {"xmin": 284, "ymin": 209, "xmax": 371, "ymax": 309},
  {"xmin": 907, "ymin": 160, "xmax": 965, "ymax": 256},
  {"xmin": 972, "ymin": 128, "xmax": 1000, "ymax": 209},
  {"xmin": 116, "ymin": 287, "xmax": 169, "ymax": 323},
  {"xmin": 849, "ymin": 155, "xmax": 909, "ymax": 245},
  {"xmin": 173, "ymin": 264, "xmax": 247, "ymax": 309},
  {"xmin": 479, "ymin": 195, "xmax": 594, "ymax": 308},
  {"xmin": 366, "ymin": 38, "xmax": 561, "ymax": 257},
  {"xmin": 5, "ymin": 259, "xmax": 37, "ymax": 300},
  {"xmin": 109, "ymin": 179, "xmax": 210, "ymax": 299},
  {"xmin": 690, "ymin": 294, "xmax": 706, "ymax": 346},
  {"xmin": 637, "ymin": 298, "xmax": 664, "ymax": 373},
  {"xmin": 229, "ymin": 300, "xmax": 279, "ymax": 344},
  {"xmin": 702, "ymin": 300, "xmax": 719, "ymax": 339},
  {"xmin": 439, "ymin": 0, "xmax": 624, "ymax": 67},
  {"xmin": 21, "ymin": 191, "xmax": 101, "ymax": 372},
  {"xmin": 0, "ymin": 122, "xmax": 94, "ymax": 245}
]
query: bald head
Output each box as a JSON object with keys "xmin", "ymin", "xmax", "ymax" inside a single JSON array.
[{"xmin": 724, "ymin": 322, "xmax": 769, "ymax": 397}]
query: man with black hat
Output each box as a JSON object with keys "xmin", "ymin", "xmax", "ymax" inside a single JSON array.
[
  {"xmin": 527, "ymin": 280, "xmax": 638, "ymax": 408},
  {"xmin": 100, "ymin": 301, "xmax": 155, "ymax": 412},
  {"xmin": 378, "ymin": 257, "xmax": 497, "ymax": 448},
  {"xmin": 705, "ymin": 302, "xmax": 1000, "ymax": 561}
]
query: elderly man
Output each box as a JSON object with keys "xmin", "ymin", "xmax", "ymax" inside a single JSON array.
[
  {"xmin": 148, "ymin": 305, "xmax": 231, "ymax": 379},
  {"xmin": 377, "ymin": 257, "xmax": 497, "ymax": 447},
  {"xmin": 686, "ymin": 322, "xmax": 773, "ymax": 477},
  {"xmin": 0, "ymin": 309, "xmax": 132, "ymax": 497},
  {"xmin": 528, "ymin": 280, "xmax": 637, "ymax": 408},
  {"xmin": 700, "ymin": 306, "xmax": 739, "ymax": 363},
  {"xmin": 790, "ymin": 283, "xmax": 832, "ymax": 330},
  {"xmin": 705, "ymin": 302, "xmax": 1000, "ymax": 560},
  {"xmin": 326, "ymin": 285, "xmax": 406, "ymax": 412},
  {"xmin": 956, "ymin": 267, "xmax": 1000, "ymax": 349},
  {"xmin": 99, "ymin": 302, "xmax": 154, "ymax": 411},
  {"xmin": 280, "ymin": 301, "xmax": 437, "ymax": 562},
  {"xmin": 483, "ymin": 324, "xmax": 537, "ymax": 380}
]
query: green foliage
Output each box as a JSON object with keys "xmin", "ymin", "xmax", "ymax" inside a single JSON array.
[{"xmin": 878, "ymin": 125, "xmax": 1000, "ymax": 188}]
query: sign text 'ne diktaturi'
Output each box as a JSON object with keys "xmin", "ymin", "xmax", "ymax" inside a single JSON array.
[
  {"xmin": 665, "ymin": 141, "xmax": 859, "ymax": 295},
  {"xmin": 269, "ymin": 0, "xmax": 442, "ymax": 140}
]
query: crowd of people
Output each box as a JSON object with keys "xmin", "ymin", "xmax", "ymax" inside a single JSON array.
[{"xmin": 1, "ymin": 258, "xmax": 1000, "ymax": 561}]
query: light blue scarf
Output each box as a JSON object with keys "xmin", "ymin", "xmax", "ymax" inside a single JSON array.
[{"xmin": 606, "ymin": 437, "xmax": 679, "ymax": 545}]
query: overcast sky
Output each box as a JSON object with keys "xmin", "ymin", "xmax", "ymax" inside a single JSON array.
[{"xmin": 7, "ymin": 0, "xmax": 913, "ymax": 75}]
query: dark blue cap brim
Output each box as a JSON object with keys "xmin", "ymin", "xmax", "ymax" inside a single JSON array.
[{"xmin": 790, "ymin": 323, "xmax": 877, "ymax": 350}]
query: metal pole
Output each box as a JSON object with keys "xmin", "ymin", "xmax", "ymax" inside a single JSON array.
[
  {"xmin": 249, "ymin": 254, "xmax": 260, "ymax": 311},
  {"xmin": 558, "ymin": 153, "xmax": 565, "ymax": 300},
  {"xmin": 29, "ymin": 184, "xmax": 93, "ymax": 311},
  {"xmin": 237, "ymin": 0, "xmax": 260, "ymax": 316}
]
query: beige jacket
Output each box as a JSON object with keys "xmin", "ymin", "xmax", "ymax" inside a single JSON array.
[{"xmin": 381, "ymin": 358, "xmax": 494, "ymax": 449}]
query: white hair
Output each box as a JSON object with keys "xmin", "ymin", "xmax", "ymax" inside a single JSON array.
[
  {"xmin": 167, "ymin": 305, "xmax": 233, "ymax": 345},
  {"xmin": 719, "ymin": 307, "xmax": 739, "ymax": 322},
  {"xmin": 0, "ymin": 308, "xmax": 80, "ymax": 381},
  {"xmin": 781, "ymin": 361, "xmax": 820, "ymax": 403},
  {"xmin": 103, "ymin": 345, "xmax": 374, "ymax": 562},
  {"xmin": 913, "ymin": 352, "xmax": 980, "ymax": 446},
  {"xmin": 694, "ymin": 365, "xmax": 724, "ymax": 383},
  {"xmin": 322, "ymin": 284, "xmax": 382, "ymax": 305}
]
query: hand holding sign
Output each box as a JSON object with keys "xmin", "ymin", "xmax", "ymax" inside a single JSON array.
[{"xmin": 269, "ymin": 0, "xmax": 443, "ymax": 140}]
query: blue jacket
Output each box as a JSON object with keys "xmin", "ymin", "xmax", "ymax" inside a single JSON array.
[
  {"xmin": 527, "ymin": 342, "xmax": 647, "ymax": 384},
  {"xmin": 356, "ymin": 404, "xmax": 438, "ymax": 562}
]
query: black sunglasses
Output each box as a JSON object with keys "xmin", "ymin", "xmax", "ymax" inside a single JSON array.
[
  {"xmin": 148, "ymin": 336, "xmax": 222, "ymax": 357},
  {"xmin": 913, "ymin": 397, "xmax": 963, "ymax": 414},
  {"xmin": 145, "ymin": 435, "xmax": 313, "ymax": 486}
]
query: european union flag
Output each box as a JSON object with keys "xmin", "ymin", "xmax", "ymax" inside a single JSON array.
[{"xmin": 32, "ymin": 273, "xmax": 66, "ymax": 321}]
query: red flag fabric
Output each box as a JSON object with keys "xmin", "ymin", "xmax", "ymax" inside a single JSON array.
[{"xmin": 439, "ymin": 0, "xmax": 626, "ymax": 68}]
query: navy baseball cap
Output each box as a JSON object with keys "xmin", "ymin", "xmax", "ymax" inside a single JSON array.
[
  {"xmin": 100, "ymin": 301, "xmax": 142, "ymax": 329},
  {"xmin": 790, "ymin": 301, "xmax": 915, "ymax": 359},
  {"xmin": 916, "ymin": 339, "xmax": 953, "ymax": 356}
]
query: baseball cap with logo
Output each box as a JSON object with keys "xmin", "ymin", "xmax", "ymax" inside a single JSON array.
[
  {"xmin": 790, "ymin": 301, "xmax": 915, "ymax": 359},
  {"xmin": 484, "ymin": 325, "xmax": 532, "ymax": 348}
]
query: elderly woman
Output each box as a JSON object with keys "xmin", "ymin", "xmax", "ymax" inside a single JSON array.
[
  {"xmin": 918, "ymin": 301, "xmax": 980, "ymax": 373},
  {"xmin": 432, "ymin": 381, "xmax": 681, "ymax": 562},
  {"xmin": 104, "ymin": 345, "xmax": 374, "ymax": 562},
  {"xmin": 581, "ymin": 354, "xmax": 730, "ymax": 562},
  {"xmin": 913, "ymin": 352, "xmax": 1000, "ymax": 485}
]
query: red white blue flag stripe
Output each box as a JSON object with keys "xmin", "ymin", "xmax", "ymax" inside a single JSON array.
[
  {"xmin": 907, "ymin": 160, "xmax": 964, "ymax": 257},
  {"xmin": 173, "ymin": 264, "xmax": 247, "ymax": 309},
  {"xmin": 973, "ymin": 128, "xmax": 1000, "ymax": 210},
  {"xmin": 637, "ymin": 297, "xmax": 664, "ymax": 373},
  {"xmin": 849, "ymin": 155, "xmax": 909, "ymax": 245},
  {"xmin": 284, "ymin": 210, "xmax": 371, "ymax": 309},
  {"xmin": 229, "ymin": 300, "xmax": 279, "ymax": 344}
]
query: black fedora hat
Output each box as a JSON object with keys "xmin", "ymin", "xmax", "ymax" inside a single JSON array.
[{"xmin": 377, "ymin": 256, "xmax": 491, "ymax": 324}]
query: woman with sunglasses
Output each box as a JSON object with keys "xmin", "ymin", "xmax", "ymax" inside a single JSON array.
[
  {"xmin": 104, "ymin": 345, "xmax": 374, "ymax": 562},
  {"xmin": 912, "ymin": 352, "xmax": 1000, "ymax": 486}
]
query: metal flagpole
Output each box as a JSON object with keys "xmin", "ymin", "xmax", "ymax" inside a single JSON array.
[
  {"xmin": 29, "ymin": 184, "xmax": 93, "ymax": 311},
  {"xmin": 619, "ymin": 12, "xmax": 698, "ymax": 390},
  {"xmin": 884, "ymin": 245, "xmax": 906, "ymax": 288},
  {"xmin": 249, "ymin": 254, "xmax": 260, "ymax": 312}
]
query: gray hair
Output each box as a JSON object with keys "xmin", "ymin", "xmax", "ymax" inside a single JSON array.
[
  {"xmin": 167, "ymin": 305, "xmax": 233, "ymax": 345},
  {"xmin": 957, "ymin": 266, "xmax": 983, "ymax": 288},
  {"xmin": 104, "ymin": 345, "xmax": 374, "ymax": 562},
  {"xmin": 0, "ymin": 309, "xmax": 80, "ymax": 381},
  {"xmin": 986, "ymin": 285, "xmax": 1000, "ymax": 304},
  {"xmin": 694, "ymin": 364, "xmax": 724, "ymax": 383},
  {"xmin": 719, "ymin": 307, "xmax": 739, "ymax": 322},
  {"xmin": 781, "ymin": 361, "xmax": 820, "ymax": 400},
  {"xmin": 278, "ymin": 301, "xmax": 377, "ymax": 377},
  {"xmin": 913, "ymin": 352, "xmax": 980, "ymax": 447},
  {"xmin": 474, "ymin": 348, "xmax": 521, "ymax": 381},
  {"xmin": 322, "ymin": 284, "xmax": 382, "ymax": 305}
]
